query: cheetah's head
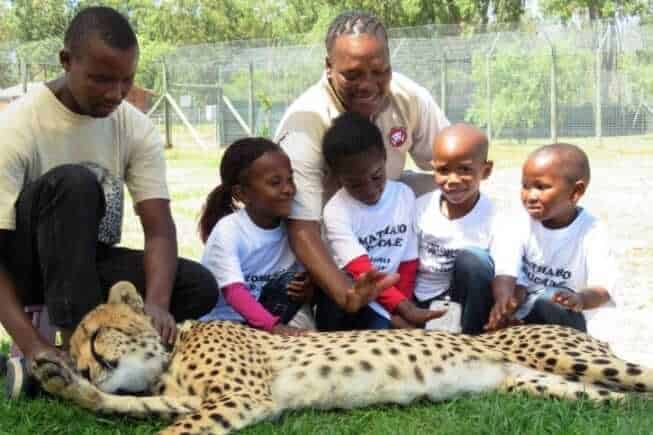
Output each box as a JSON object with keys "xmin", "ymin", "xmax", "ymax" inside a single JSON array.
[{"xmin": 69, "ymin": 281, "xmax": 171, "ymax": 394}]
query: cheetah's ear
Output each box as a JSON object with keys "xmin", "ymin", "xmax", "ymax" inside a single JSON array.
[{"xmin": 107, "ymin": 281, "xmax": 145, "ymax": 312}]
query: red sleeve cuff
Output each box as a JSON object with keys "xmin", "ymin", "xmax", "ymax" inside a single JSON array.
[
  {"xmin": 344, "ymin": 255, "xmax": 374, "ymax": 279},
  {"xmin": 377, "ymin": 285, "xmax": 407, "ymax": 312},
  {"xmin": 345, "ymin": 256, "xmax": 413, "ymax": 313},
  {"xmin": 397, "ymin": 259, "xmax": 419, "ymax": 297}
]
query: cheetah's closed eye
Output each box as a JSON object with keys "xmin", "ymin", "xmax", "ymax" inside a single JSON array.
[{"xmin": 31, "ymin": 281, "xmax": 652, "ymax": 435}]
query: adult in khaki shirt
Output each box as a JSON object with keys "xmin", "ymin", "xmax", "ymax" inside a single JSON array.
[
  {"xmin": 274, "ymin": 11, "xmax": 449, "ymax": 330},
  {"xmin": 0, "ymin": 6, "xmax": 217, "ymax": 396}
]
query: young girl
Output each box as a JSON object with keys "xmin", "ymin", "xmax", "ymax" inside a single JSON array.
[
  {"xmin": 198, "ymin": 137, "xmax": 314, "ymax": 335},
  {"xmin": 320, "ymin": 112, "xmax": 444, "ymax": 330}
]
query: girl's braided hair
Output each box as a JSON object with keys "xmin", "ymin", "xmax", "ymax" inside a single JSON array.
[{"xmin": 198, "ymin": 137, "xmax": 282, "ymax": 243}]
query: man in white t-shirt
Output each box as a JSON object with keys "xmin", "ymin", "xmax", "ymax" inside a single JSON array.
[
  {"xmin": 0, "ymin": 7, "xmax": 217, "ymax": 398},
  {"xmin": 274, "ymin": 11, "xmax": 449, "ymax": 315}
]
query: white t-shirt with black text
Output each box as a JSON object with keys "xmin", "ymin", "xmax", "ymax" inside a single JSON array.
[
  {"xmin": 507, "ymin": 208, "xmax": 618, "ymax": 320},
  {"xmin": 414, "ymin": 190, "xmax": 513, "ymax": 301},
  {"xmin": 323, "ymin": 180, "xmax": 418, "ymax": 319},
  {"xmin": 200, "ymin": 209, "xmax": 299, "ymax": 322}
]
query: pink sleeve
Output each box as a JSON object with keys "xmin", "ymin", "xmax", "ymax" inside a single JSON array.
[{"xmin": 222, "ymin": 283, "xmax": 279, "ymax": 332}]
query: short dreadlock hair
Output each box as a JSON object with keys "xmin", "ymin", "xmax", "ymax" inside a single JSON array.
[
  {"xmin": 325, "ymin": 11, "xmax": 389, "ymax": 56},
  {"xmin": 64, "ymin": 6, "xmax": 137, "ymax": 58}
]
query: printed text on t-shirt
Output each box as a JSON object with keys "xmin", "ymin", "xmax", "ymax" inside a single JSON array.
[
  {"xmin": 521, "ymin": 257, "xmax": 572, "ymax": 288},
  {"xmin": 359, "ymin": 224, "xmax": 408, "ymax": 250}
]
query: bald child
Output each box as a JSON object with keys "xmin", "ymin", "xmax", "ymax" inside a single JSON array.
[
  {"xmin": 413, "ymin": 123, "xmax": 515, "ymax": 334},
  {"xmin": 486, "ymin": 143, "xmax": 617, "ymax": 332}
]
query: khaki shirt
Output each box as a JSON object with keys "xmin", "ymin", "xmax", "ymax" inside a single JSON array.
[{"xmin": 274, "ymin": 72, "xmax": 448, "ymax": 221}]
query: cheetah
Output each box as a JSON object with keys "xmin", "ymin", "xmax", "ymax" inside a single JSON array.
[{"xmin": 31, "ymin": 281, "xmax": 652, "ymax": 435}]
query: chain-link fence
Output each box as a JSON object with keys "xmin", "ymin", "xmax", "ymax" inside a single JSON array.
[
  {"xmin": 2, "ymin": 21, "xmax": 653, "ymax": 147},
  {"xmin": 0, "ymin": 38, "xmax": 60, "ymax": 110}
]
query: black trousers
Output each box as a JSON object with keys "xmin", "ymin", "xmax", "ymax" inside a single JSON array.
[
  {"xmin": 5, "ymin": 164, "xmax": 218, "ymax": 328},
  {"xmin": 314, "ymin": 289, "xmax": 390, "ymax": 331},
  {"xmin": 415, "ymin": 248, "xmax": 496, "ymax": 335},
  {"xmin": 523, "ymin": 299, "xmax": 587, "ymax": 332}
]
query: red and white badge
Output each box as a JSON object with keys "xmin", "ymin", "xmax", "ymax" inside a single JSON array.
[{"xmin": 389, "ymin": 127, "xmax": 407, "ymax": 147}]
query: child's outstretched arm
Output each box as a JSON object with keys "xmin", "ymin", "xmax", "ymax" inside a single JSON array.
[
  {"xmin": 222, "ymin": 283, "xmax": 279, "ymax": 331},
  {"xmin": 395, "ymin": 259, "xmax": 419, "ymax": 298},
  {"xmin": 485, "ymin": 275, "xmax": 525, "ymax": 331},
  {"xmin": 223, "ymin": 284, "xmax": 307, "ymax": 336},
  {"xmin": 392, "ymin": 259, "xmax": 446, "ymax": 327},
  {"xmin": 345, "ymin": 256, "xmax": 444, "ymax": 327},
  {"xmin": 552, "ymin": 286, "xmax": 611, "ymax": 312},
  {"xmin": 486, "ymin": 210, "xmax": 527, "ymax": 331},
  {"xmin": 345, "ymin": 255, "xmax": 407, "ymax": 311}
]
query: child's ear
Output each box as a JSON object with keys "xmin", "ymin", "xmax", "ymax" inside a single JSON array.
[
  {"xmin": 325, "ymin": 56, "xmax": 332, "ymax": 78},
  {"xmin": 481, "ymin": 160, "xmax": 494, "ymax": 180},
  {"xmin": 570, "ymin": 180, "xmax": 586, "ymax": 203},
  {"xmin": 232, "ymin": 184, "xmax": 247, "ymax": 205},
  {"xmin": 59, "ymin": 49, "xmax": 72, "ymax": 72}
]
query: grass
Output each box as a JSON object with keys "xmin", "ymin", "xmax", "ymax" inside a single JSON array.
[
  {"xmin": 0, "ymin": 387, "xmax": 652, "ymax": 435},
  {"xmin": 1, "ymin": 137, "xmax": 653, "ymax": 434}
]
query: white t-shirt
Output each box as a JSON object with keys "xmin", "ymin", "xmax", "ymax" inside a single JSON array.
[
  {"xmin": 200, "ymin": 209, "xmax": 300, "ymax": 322},
  {"xmin": 323, "ymin": 180, "xmax": 418, "ymax": 319},
  {"xmin": 414, "ymin": 190, "xmax": 512, "ymax": 301},
  {"xmin": 0, "ymin": 83, "xmax": 169, "ymax": 242},
  {"xmin": 506, "ymin": 208, "xmax": 617, "ymax": 319},
  {"xmin": 274, "ymin": 72, "xmax": 449, "ymax": 220}
]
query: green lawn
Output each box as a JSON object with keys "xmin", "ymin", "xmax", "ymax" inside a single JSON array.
[
  {"xmin": 1, "ymin": 139, "xmax": 653, "ymax": 434},
  {"xmin": 1, "ymin": 385, "xmax": 652, "ymax": 435}
]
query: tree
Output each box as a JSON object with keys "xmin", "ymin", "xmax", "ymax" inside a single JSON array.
[
  {"xmin": 6, "ymin": 0, "xmax": 73, "ymax": 42},
  {"xmin": 0, "ymin": 3, "xmax": 12, "ymax": 43},
  {"xmin": 318, "ymin": 0, "xmax": 524, "ymax": 30},
  {"xmin": 466, "ymin": 40, "xmax": 594, "ymax": 140},
  {"xmin": 540, "ymin": 0, "xmax": 648, "ymax": 21}
]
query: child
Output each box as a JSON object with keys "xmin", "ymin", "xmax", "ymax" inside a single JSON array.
[
  {"xmin": 487, "ymin": 143, "xmax": 616, "ymax": 332},
  {"xmin": 198, "ymin": 137, "xmax": 314, "ymax": 336},
  {"xmin": 414, "ymin": 123, "xmax": 512, "ymax": 335},
  {"xmin": 319, "ymin": 112, "xmax": 444, "ymax": 330}
]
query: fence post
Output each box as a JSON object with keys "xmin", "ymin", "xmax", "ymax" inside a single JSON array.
[
  {"xmin": 215, "ymin": 64, "xmax": 225, "ymax": 147},
  {"xmin": 485, "ymin": 54, "xmax": 492, "ymax": 141},
  {"xmin": 595, "ymin": 45, "xmax": 602, "ymax": 139},
  {"xmin": 550, "ymin": 46, "xmax": 558, "ymax": 143},
  {"xmin": 21, "ymin": 59, "xmax": 28, "ymax": 94},
  {"xmin": 485, "ymin": 34, "xmax": 500, "ymax": 142},
  {"xmin": 248, "ymin": 62, "xmax": 255, "ymax": 135},
  {"xmin": 594, "ymin": 26, "xmax": 610, "ymax": 140},
  {"xmin": 440, "ymin": 52, "xmax": 448, "ymax": 116},
  {"xmin": 161, "ymin": 61, "xmax": 172, "ymax": 149}
]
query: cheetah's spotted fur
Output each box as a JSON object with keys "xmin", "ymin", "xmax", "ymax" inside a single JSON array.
[{"xmin": 31, "ymin": 282, "xmax": 652, "ymax": 435}]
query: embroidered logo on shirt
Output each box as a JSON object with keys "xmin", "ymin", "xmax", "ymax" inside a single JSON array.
[{"xmin": 389, "ymin": 127, "xmax": 407, "ymax": 147}]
